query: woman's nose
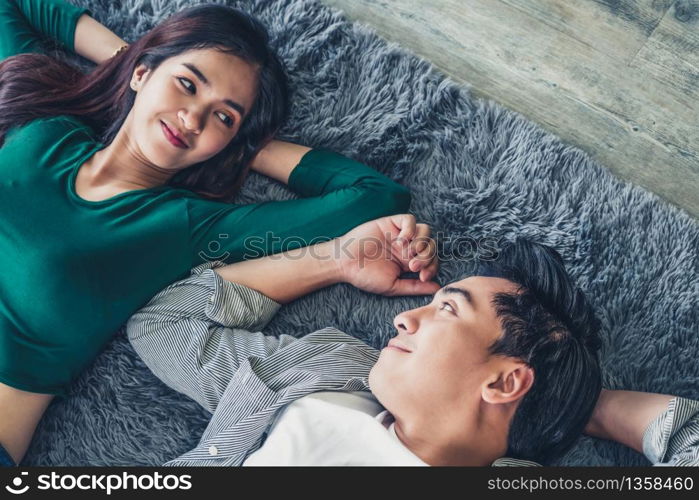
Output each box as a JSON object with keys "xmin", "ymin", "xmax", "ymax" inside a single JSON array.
[{"xmin": 179, "ymin": 110, "xmax": 202, "ymax": 134}]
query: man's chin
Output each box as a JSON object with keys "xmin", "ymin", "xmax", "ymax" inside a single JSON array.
[{"xmin": 368, "ymin": 358, "xmax": 400, "ymax": 406}]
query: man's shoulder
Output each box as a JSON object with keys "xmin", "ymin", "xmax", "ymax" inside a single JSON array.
[{"xmin": 297, "ymin": 327, "xmax": 380, "ymax": 359}]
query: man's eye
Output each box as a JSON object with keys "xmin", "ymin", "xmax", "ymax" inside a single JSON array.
[{"xmin": 439, "ymin": 301, "xmax": 455, "ymax": 314}]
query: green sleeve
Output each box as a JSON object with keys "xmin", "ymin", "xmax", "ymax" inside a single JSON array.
[
  {"xmin": 187, "ymin": 149, "xmax": 412, "ymax": 265},
  {"xmin": 0, "ymin": 0, "xmax": 92, "ymax": 62}
]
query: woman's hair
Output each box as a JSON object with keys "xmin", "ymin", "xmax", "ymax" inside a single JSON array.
[
  {"xmin": 0, "ymin": 3, "xmax": 289, "ymax": 201},
  {"xmin": 475, "ymin": 239, "xmax": 603, "ymax": 464}
]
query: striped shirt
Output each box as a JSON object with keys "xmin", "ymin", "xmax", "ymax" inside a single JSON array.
[{"xmin": 126, "ymin": 262, "xmax": 699, "ymax": 466}]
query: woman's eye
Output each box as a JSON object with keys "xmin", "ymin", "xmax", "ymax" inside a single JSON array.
[
  {"xmin": 177, "ymin": 77, "xmax": 194, "ymax": 93},
  {"xmin": 218, "ymin": 113, "xmax": 234, "ymax": 127},
  {"xmin": 177, "ymin": 77, "xmax": 234, "ymax": 127}
]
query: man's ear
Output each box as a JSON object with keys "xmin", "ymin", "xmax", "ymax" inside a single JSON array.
[{"xmin": 481, "ymin": 362, "xmax": 534, "ymax": 405}]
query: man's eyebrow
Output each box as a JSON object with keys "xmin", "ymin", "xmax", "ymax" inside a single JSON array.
[
  {"xmin": 440, "ymin": 286, "xmax": 477, "ymax": 310},
  {"xmin": 181, "ymin": 63, "xmax": 246, "ymax": 117}
]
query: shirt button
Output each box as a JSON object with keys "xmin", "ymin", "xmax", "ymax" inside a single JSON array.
[{"xmin": 208, "ymin": 445, "xmax": 218, "ymax": 456}]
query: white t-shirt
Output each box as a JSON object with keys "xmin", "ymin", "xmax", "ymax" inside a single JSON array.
[{"xmin": 243, "ymin": 391, "xmax": 427, "ymax": 466}]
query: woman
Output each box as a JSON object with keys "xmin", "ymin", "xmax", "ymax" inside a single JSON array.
[{"xmin": 0, "ymin": 0, "xmax": 411, "ymax": 465}]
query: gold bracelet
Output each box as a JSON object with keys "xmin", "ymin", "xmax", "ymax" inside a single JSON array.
[{"xmin": 111, "ymin": 44, "xmax": 129, "ymax": 58}]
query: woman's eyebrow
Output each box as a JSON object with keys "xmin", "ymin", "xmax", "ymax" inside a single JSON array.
[{"xmin": 180, "ymin": 62, "xmax": 246, "ymax": 117}]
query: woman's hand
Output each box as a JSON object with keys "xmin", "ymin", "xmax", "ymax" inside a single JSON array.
[{"xmin": 74, "ymin": 13, "xmax": 129, "ymax": 65}]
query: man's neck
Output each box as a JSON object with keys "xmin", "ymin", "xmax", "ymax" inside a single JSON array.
[{"xmin": 390, "ymin": 411, "xmax": 509, "ymax": 466}]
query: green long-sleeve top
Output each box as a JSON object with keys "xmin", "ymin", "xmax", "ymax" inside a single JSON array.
[{"xmin": 0, "ymin": 0, "xmax": 411, "ymax": 395}]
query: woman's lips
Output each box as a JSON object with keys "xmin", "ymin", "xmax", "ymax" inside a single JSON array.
[{"xmin": 161, "ymin": 121, "xmax": 188, "ymax": 149}]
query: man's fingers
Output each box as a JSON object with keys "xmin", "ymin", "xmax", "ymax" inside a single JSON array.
[
  {"xmin": 409, "ymin": 236, "xmax": 438, "ymax": 272},
  {"xmin": 419, "ymin": 256, "xmax": 440, "ymax": 282},
  {"xmin": 388, "ymin": 278, "xmax": 441, "ymax": 296},
  {"xmin": 407, "ymin": 223, "xmax": 431, "ymax": 257},
  {"xmin": 392, "ymin": 214, "xmax": 417, "ymax": 246}
]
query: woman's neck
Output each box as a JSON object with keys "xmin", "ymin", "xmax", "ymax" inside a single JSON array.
[{"xmin": 84, "ymin": 138, "xmax": 172, "ymax": 191}]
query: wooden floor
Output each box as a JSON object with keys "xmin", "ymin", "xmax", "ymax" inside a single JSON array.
[{"xmin": 321, "ymin": 0, "xmax": 699, "ymax": 218}]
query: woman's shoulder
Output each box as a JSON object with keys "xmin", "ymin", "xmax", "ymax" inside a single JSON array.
[
  {"xmin": 26, "ymin": 114, "xmax": 96, "ymax": 136},
  {"xmin": 2, "ymin": 114, "xmax": 98, "ymax": 164},
  {"xmin": 5, "ymin": 114, "xmax": 98, "ymax": 148},
  {"xmin": 9, "ymin": 114, "xmax": 93, "ymax": 136}
]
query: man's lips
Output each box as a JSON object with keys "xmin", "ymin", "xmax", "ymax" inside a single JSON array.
[{"xmin": 386, "ymin": 339, "xmax": 412, "ymax": 353}]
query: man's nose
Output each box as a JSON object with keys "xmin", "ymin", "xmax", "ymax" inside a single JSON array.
[{"xmin": 393, "ymin": 309, "xmax": 419, "ymax": 334}]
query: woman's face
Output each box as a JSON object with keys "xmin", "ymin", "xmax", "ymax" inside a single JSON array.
[{"xmin": 127, "ymin": 48, "xmax": 259, "ymax": 171}]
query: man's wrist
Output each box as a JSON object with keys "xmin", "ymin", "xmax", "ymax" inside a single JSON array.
[
  {"xmin": 584, "ymin": 388, "xmax": 611, "ymax": 439},
  {"xmin": 310, "ymin": 239, "xmax": 347, "ymax": 285}
]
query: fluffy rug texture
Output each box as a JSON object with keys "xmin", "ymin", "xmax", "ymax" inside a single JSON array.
[{"xmin": 23, "ymin": 0, "xmax": 698, "ymax": 466}]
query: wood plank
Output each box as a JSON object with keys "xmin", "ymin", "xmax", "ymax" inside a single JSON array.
[
  {"xmin": 320, "ymin": 0, "xmax": 699, "ymax": 217},
  {"xmin": 501, "ymin": 0, "xmax": 672, "ymax": 62},
  {"xmin": 632, "ymin": 0, "xmax": 699, "ymax": 98}
]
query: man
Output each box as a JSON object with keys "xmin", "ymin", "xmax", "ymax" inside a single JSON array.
[{"xmin": 127, "ymin": 215, "xmax": 699, "ymax": 466}]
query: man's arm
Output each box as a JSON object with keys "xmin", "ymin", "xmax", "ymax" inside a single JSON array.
[
  {"xmin": 128, "ymin": 214, "xmax": 439, "ymax": 411},
  {"xmin": 585, "ymin": 389, "xmax": 699, "ymax": 465},
  {"xmin": 127, "ymin": 263, "xmax": 293, "ymax": 413},
  {"xmin": 214, "ymin": 213, "xmax": 440, "ymax": 303}
]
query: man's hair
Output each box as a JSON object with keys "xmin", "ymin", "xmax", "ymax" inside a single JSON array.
[{"xmin": 475, "ymin": 238, "xmax": 602, "ymax": 463}]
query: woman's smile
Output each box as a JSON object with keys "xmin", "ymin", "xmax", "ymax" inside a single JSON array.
[{"xmin": 160, "ymin": 120, "xmax": 188, "ymax": 149}]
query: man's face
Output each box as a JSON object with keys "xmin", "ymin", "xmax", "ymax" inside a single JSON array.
[
  {"xmin": 369, "ymin": 276, "xmax": 521, "ymax": 421},
  {"xmin": 126, "ymin": 48, "xmax": 259, "ymax": 171}
]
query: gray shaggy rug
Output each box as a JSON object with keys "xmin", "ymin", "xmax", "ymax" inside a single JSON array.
[{"xmin": 24, "ymin": 0, "xmax": 698, "ymax": 466}]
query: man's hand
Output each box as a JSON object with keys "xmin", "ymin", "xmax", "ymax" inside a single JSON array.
[
  {"xmin": 336, "ymin": 214, "xmax": 440, "ymax": 296},
  {"xmin": 214, "ymin": 214, "xmax": 439, "ymax": 303}
]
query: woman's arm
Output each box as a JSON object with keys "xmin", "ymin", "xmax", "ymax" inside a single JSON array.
[
  {"xmin": 5, "ymin": 1, "xmax": 126, "ymax": 65},
  {"xmin": 74, "ymin": 12, "xmax": 128, "ymax": 64},
  {"xmin": 250, "ymin": 139, "xmax": 311, "ymax": 185},
  {"xmin": 0, "ymin": 0, "xmax": 90, "ymax": 62},
  {"xmin": 188, "ymin": 148, "xmax": 411, "ymax": 265}
]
